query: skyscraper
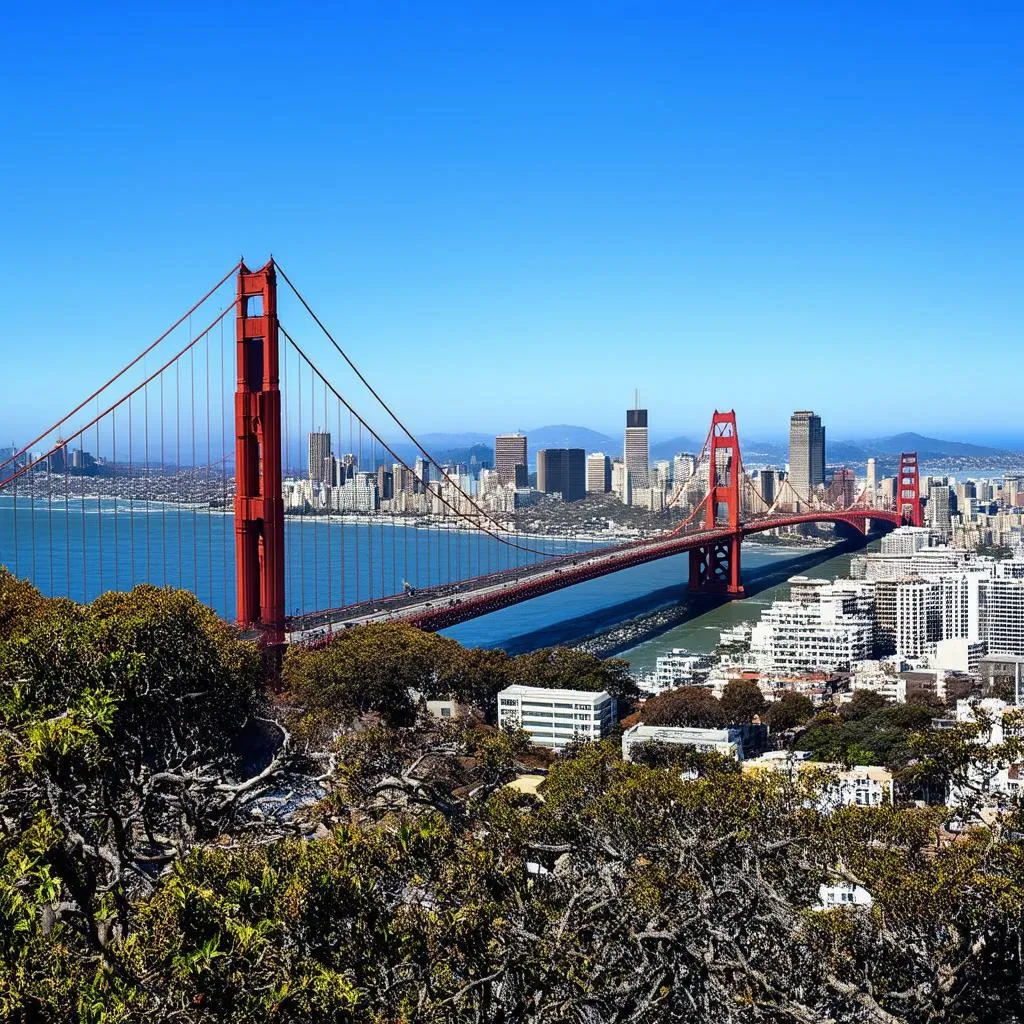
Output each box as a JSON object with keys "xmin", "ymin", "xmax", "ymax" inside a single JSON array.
[
  {"xmin": 308, "ymin": 431, "xmax": 331, "ymax": 483},
  {"xmin": 587, "ymin": 452, "xmax": 612, "ymax": 493},
  {"xmin": 624, "ymin": 405, "xmax": 649, "ymax": 492},
  {"xmin": 495, "ymin": 434, "xmax": 528, "ymax": 488},
  {"xmin": 414, "ymin": 456, "xmax": 430, "ymax": 494},
  {"xmin": 536, "ymin": 448, "xmax": 586, "ymax": 501},
  {"xmin": 788, "ymin": 411, "xmax": 825, "ymax": 501}
]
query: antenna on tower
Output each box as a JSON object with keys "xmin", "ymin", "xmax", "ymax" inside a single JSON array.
[{"xmin": 634, "ymin": 388, "xmax": 639, "ymax": 409}]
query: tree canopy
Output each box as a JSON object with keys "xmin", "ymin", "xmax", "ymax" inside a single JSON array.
[
  {"xmin": 4, "ymin": 576, "xmax": 1024, "ymax": 1023},
  {"xmin": 640, "ymin": 685, "xmax": 727, "ymax": 728}
]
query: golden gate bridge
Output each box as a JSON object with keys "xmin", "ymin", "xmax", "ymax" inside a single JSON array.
[{"xmin": 0, "ymin": 260, "xmax": 923, "ymax": 645}]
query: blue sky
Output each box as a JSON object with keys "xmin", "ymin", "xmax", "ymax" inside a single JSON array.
[{"xmin": 2, "ymin": 1, "xmax": 1022, "ymax": 446}]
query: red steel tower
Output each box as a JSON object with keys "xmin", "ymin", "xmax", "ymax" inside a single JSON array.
[
  {"xmin": 897, "ymin": 451, "xmax": 923, "ymax": 527},
  {"xmin": 234, "ymin": 261, "xmax": 286, "ymax": 640},
  {"xmin": 688, "ymin": 410, "xmax": 744, "ymax": 596}
]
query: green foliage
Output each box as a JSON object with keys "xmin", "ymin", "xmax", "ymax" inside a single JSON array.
[
  {"xmin": 640, "ymin": 685, "xmax": 725, "ymax": 727},
  {"xmin": 282, "ymin": 622, "xmax": 447, "ymax": 737},
  {"xmin": 628, "ymin": 739, "xmax": 741, "ymax": 777},
  {"xmin": 283, "ymin": 623, "xmax": 638, "ymax": 739},
  {"xmin": 719, "ymin": 678, "xmax": 766, "ymax": 724},
  {"xmin": 766, "ymin": 690, "xmax": 816, "ymax": 731},
  {"xmin": 4, "ymin": 578, "xmax": 1024, "ymax": 1022},
  {"xmin": 797, "ymin": 698, "xmax": 936, "ymax": 768},
  {"xmin": 503, "ymin": 647, "xmax": 639, "ymax": 704}
]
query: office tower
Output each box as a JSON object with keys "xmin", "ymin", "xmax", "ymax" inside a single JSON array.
[
  {"xmin": 759, "ymin": 468, "xmax": 778, "ymax": 505},
  {"xmin": 624, "ymin": 405, "xmax": 649, "ymax": 490},
  {"xmin": 393, "ymin": 462, "xmax": 414, "ymax": 495},
  {"xmin": 323, "ymin": 454, "xmax": 339, "ymax": 487},
  {"xmin": 1004, "ymin": 475, "xmax": 1024, "ymax": 507},
  {"xmin": 927, "ymin": 483, "xmax": 952, "ymax": 535},
  {"xmin": 673, "ymin": 453, "xmax": 697, "ymax": 487},
  {"xmin": 536, "ymin": 448, "xmax": 586, "ymax": 501},
  {"xmin": 495, "ymin": 433, "xmax": 528, "ymax": 488},
  {"xmin": 376, "ymin": 465, "xmax": 394, "ymax": 501},
  {"xmin": 788, "ymin": 411, "xmax": 825, "ymax": 501},
  {"xmin": 866, "ymin": 457, "xmax": 877, "ymax": 497},
  {"xmin": 587, "ymin": 452, "xmax": 612, "ymax": 493},
  {"xmin": 413, "ymin": 456, "xmax": 431, "ymax": 494},
  {"xmin": 308, "ymin": 431, "xmax": 331, "ymax": 483},
  {"xmin": 832, "ymin": 467, "xmax": 856, "ymax": 508}
]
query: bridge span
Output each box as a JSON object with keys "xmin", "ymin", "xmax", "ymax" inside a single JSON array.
[
  {"xmin": 287, "ymin": 509, "xmax": 901, "ymax": 640},
  {"xmin": 0, "ymin": 259, "xmax": 921, "ymax": 645}
]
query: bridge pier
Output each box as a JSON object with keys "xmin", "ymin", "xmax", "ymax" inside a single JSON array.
[{"xmin": 687, "ymin": 533, "xmax": 744, "ymax": 597}]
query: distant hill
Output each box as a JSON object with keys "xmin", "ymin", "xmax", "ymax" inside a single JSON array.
[
  {"xmin": 863, "ymin": 432, "xmax": 1008, "ymax": 458},
  {"xmin": 417, "ymin": 432, "xmax": 493, "ymax": 449},
  {"xmin": 649, "ymin": 435, "xmax": 704, "ymax": 461},
  {"xmin": 525, "ymin": 424, "xmax": 617, "ymax": 454}
]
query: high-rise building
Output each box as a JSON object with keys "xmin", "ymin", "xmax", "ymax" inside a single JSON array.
[
  {"xmin": 495, "ymin": 434, "xmax": 528, "ymax": 488},
  {"xmin": 308, "ymin": 432, "xmax": 331, "ymax": 483},
  {"xmin": 624, "ymin": 406, "xmax": 649, "ymax": 492},
  {"xmin": 537, "ymin": 448, "xmax": 586, "ymax": 501},
  {"xmin": 414, "ymin": 456, "xmax": 431, "ymax": 494},
  {"xmin": 832, "ymin": 467, "xmax": 856, "ymax": 508},
  {"xmin": 788, "ymin": 411, "xmax": 825, "ymax": 502},
  {"xmin": 1003, "ymin": 475, "xmax": 1024, "ymax": 508},
  {"xmin": 376, "ymin": 465, "xmax": 394, "ymax": 501},
  {"xmin": 673, "ymin": 453, "xmax": 697, "ymax": 488},
  {"xmin": 612, "ymin": 459, "xmax": 631, "ymax": 505},
  {"xmin": 759, "ymin": 468, "xmax": 778, "ymax": 505},
  {"xmin": 393, "ymin": 462, "xmax": 414, "ymax": 495},
  {"xmin": 927, "ymin": 483, "xmax": 952, "ymax": 536},
  {"xmin": 866, "ymin": 457, "xmax": 877, "ymax": 498},
  {"xmin": 586, "ymin": 452, "xmax": 612, "ymax": 494}
]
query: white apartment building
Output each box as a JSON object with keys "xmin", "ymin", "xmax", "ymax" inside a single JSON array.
[
  {"xmin": 751, "ymin": 590, "xmax": 873, "ymax": 673},
  {"xmin": 981, "ymin": 577, "xmax": 1024, "ymax": 656},
  {"xmin": 881, "ymin": 526, "xmax": 932, "ymax": 556},
  {"xmin": 497, "ymin": 685, "xmax": 617, "ymax": 751},
  {"xmin": 653, "ymin": 650, "xmax": 708, "ymax": 690},
  {"xmin": 849, "ymin": 659, "xmax": 902, "ymax": 702},
  {"xmin": 328, "ymin": 473, "xmax": 378, "ymax": 512}
]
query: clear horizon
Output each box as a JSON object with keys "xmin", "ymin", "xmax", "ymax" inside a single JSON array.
[{"xmin": 3, "ymin": 3, "xmax": 1023, "ymax": 446}]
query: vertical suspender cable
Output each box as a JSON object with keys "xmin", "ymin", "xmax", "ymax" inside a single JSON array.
[
  {"xmin": 95, "ymin": 399, "xmax": 101, "ymax": 597},
  {"xmin": 325, "ymin": 380, "xmax": 331, "ymax": 613},
  {"xmin": 191, "ymin": 345, "xmax": 198, "ymax": 599}
]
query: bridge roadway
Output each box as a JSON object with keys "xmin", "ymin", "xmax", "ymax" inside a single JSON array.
[{"xmin": 282, "ymin": 510, "xmax": 898, "ymax": 642}]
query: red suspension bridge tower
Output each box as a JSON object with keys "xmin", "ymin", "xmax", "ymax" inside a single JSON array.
[
  {"xmin": 898, "ymin": 452, "xmax": 923, "ymax": 527},
  {"xmin": 688, "ymin": 410, "xmax": 744, "ymax": 596},
  {"xmin": 234, "ymin": 261, "xmax": 286, "ymax": 640}
]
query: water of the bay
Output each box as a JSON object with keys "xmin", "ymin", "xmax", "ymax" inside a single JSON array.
[
  {"xmin": 0, "ymin": 496, "xmax": 592, "ymax": 621},
  {"xmin": 0, "ymin": 496, "xmax": 871, "ymax": 663}
]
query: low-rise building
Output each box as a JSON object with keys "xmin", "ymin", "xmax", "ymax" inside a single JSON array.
[
  {"xmin": 621, "ymin": 723, "xmax": 760, "ymax": 762},
  {"xmin": 742, "ymin": 751, "xmax": 894, "ymax": 809},
  {"xmin": 980, "ymin": 653, "xmax": 1024, "ymax": 704},
  {"xmin": 497, "ymin": 685, "xmax": 617, "ymax": 751},
  {"xmin": 816, "ymin": 883, "xmax": 874, "ymax": 911}
]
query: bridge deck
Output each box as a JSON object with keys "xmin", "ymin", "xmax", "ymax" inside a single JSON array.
[{"xmin": 285, "ymin": 509, "xmax": 899, "ymax": 640}]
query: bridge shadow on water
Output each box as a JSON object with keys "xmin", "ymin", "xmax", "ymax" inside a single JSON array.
[{"xmin": 489, "ymin": 535, "xmax": 873, "ymax": 656}]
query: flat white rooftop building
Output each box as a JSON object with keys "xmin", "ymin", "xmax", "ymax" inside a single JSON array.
[
  {"xmin": 497, "ymin": 685, "xmax": 616, "ymax": 751},
  {"xmin": 621, "ymin": 723, "xmax": 748, "ymax": 761}
]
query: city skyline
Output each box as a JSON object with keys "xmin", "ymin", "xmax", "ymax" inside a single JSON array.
[{"xmin": 4, "ymin": 4, "xmax": 1024, "ymax": 445}]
